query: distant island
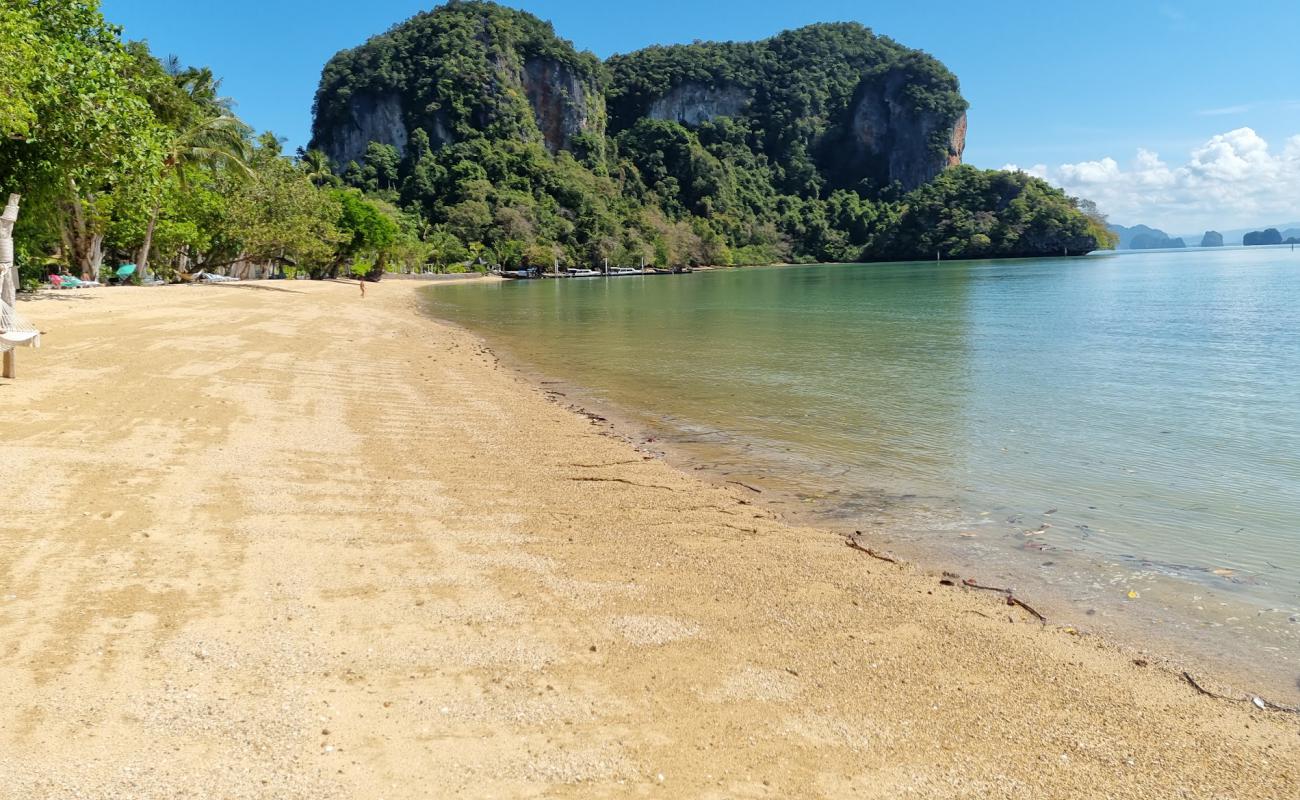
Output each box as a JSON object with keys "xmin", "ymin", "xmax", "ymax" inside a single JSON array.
[
  {"xmin": 1108, "ymin": 224, "xmax": 1184, "ymax": 249},
  {"xmin": 1110, "ymin": 223, "xmax": 1300, "ymax": 249},
  {"xmin": 1244, "ymin": 228, "xmax": 1283, "ymax": 246},
  {"xmin": 310, "ymin": 1, "xmax": 1113, "ymax": 267}
]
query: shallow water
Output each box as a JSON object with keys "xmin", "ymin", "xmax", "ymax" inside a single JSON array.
[{"xmin": 427, "ymin": 249, "xmax": 1300, "ymax": 698}]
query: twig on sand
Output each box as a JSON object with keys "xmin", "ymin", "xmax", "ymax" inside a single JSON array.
[
  {"xmin": 1183, "ymin": 672, "xmax": 1300, "ymax": 714},
  {"xmin": 960, "ymin": 579, "xmax": 1046, "ymax": 623},
  {"xmin": 844, "ymin": 536, "xmax": 900, "ymax": 564},
  {"xmin": 1007, "ymin": 595, "xmax": 1046, "ymax": 622},
  {"xmin": 569, "ymin": 476, "xmax": 674, "ymax": 491},
  {"xmin": 1183, "ymin": 671, "xmax": 1235, "ymax": 701},
  {"xmin": 962, "ymin": 578, "xmax": 1011, "ymax": 593},
  {"xmin": 727, "ymin": 480, "xmax": 763, "ymax": 494}
]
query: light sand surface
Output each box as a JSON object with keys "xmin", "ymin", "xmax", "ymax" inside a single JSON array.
[{"xmin": 0, "ymin": 279, "xmax": 1296, "ymax": 799}]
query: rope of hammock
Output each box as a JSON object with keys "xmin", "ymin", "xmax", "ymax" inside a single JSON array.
[{"xmin": 0, "ymin": 297, "xmax": 40, "ymax": 352}]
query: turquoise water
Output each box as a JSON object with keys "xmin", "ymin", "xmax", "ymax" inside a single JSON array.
[{"xmin": 427, "ymin": 248, "xmax": 1300, "ymax": 695}]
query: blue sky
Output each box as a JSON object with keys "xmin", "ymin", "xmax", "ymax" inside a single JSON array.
[{"xmin": 102, "ymin": 0, "xmax": 1300, "ymax": 231}]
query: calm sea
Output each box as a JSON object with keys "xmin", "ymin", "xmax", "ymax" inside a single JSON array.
[{"xmin": 426, "ymin": 248, "xmax": 1300, "ymax": 699}]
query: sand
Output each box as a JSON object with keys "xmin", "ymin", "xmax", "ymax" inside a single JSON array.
[{"xmin": 0, "ymin": 278, "xmax": 1295, "ymax": 799}]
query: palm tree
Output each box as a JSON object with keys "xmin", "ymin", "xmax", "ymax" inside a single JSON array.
[
  {"xmin": 137, "ymin": 113, "xmax": 252, "ymax": 280},
  {"xmin": 299, "ymin": 149, "xmax": 335, "ymax": 187}
]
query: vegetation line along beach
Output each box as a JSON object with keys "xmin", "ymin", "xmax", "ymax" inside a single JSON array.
[{"xmin": 2, "ymin": 0, "xmax": 1112, "ymax": 298}]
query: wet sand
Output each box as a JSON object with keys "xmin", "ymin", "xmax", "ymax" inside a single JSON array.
[{"xmin": 0, "ymin": 278, "xmax": 1295, "ymax": 798}]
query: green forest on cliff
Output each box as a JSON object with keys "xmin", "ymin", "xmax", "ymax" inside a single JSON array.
[
  {"xmin": 1, "ymin": 0, "xmax": 1115, "ymax": 287},
  {"xmin": 311, "ymin": 1, "xmax": 1116, "ymax": 269}
]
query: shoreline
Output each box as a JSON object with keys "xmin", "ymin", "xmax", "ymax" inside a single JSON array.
[
  {"xmin": 421, "ymin": 278, "xmax": 1300, "ymax": 706},
  {"xmin": 1, "ymin": 279, "xmax": 1295, "ymax": 798}
]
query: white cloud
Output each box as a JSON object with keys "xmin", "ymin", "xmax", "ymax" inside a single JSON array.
[{"xmin": 1010, "ymin": 127, "xmax": 1300, "ymax": 233}]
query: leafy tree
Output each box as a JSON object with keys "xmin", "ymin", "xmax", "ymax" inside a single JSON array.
[
  {"xmin": 135, "ymin": 113, "xmax": 251, "ymax": 279},
  {"xmin": 298, "ymin": 149, "xmax": 338, "ymax": 187},
  {"xmin": 427, "ymin": 230, "xmax": 468, "ymax": 271},
  {"xmin": 330, "ymin": 188, "xmax": 399, "ymax": 278},
  {"xmin": 226, "ymin": 135, "xmax": 344, "ymax": 275},
  {"xmin": 0, "ymin": 0, "xmax": 165, "ymax": 279}
]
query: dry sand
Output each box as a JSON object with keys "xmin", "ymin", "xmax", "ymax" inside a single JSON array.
[{"xmin": 0, "ymin": 278, "xmax": 1295, "ymax": 799}]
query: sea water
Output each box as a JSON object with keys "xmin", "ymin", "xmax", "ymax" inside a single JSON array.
[{"xmin": 427, "ymin": 248, "xmax": 1300, "ymax": 699}]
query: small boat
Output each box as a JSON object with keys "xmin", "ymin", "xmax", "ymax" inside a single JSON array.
[
  {"xmin": 606, "ymin": 267, "xmax": 642, "ymax": 276},
  {"xmin": 501, "ymin": 267, "xmax": 539, "ymax": 280},
  {"xmin": 566, "ymin": 268, "xmax": 601, "ymax": 278}
]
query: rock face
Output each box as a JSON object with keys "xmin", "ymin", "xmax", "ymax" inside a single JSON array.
[
  {"xmin": 637, "ymin": 72, "xmax": 966, "ymax": 192},
  {"xmin": 310, "ymin": 2, "xmax": 606, "ymax": 168},
  {"xmin": 323, "ymin": 92, "xmax": 409, "ymax": 168},
  {"xmin": 648, "ymin": 83, "xmax": 752, "ymax": 127},
  {"xmin": 1244, "ymin": 228, "xmax": 1283, "ymax": 246},
  {"xmin": 1200, "ymin": 230, "xmax": 1224, "ymax": 247},
  {"xmin": 313, "ymin": 8, "xmax": 968, "ymax": 193},
  {"xmin": 319, "ymin": 59, "xmax": 597, "ymax": 166},
  {"xmin": 848, "ymin": 74, "xmax": 967, "ymax": 190},
  {"xmin": 521, "ymin": 57, "xmax": 600, "ymax": 153}
]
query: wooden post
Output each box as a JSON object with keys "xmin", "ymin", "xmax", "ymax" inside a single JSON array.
[{"xmin": 2, "ymin": 351, "xmax": 14, "ymax": 379}]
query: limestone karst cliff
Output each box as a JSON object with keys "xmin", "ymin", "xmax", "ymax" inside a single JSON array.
[
  {"xmin": 308, "ymin": 2, "xmax": 1112, "ymax": 263},
  {"xmin": 647, "ymin": 84, "xmax": 753, "ymax": 128},
  {"xmin": 313, "ymin": 7, "xmax": 966, "ymax": 193},
  {"xmin": 602, "ymin": 23, "xmax": 968, "ymax": 193},
  {"xmin": 311, "ymin": 3, "xmax": 605, "ymax": 168}
]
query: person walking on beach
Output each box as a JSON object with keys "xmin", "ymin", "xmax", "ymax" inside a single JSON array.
[{"xmin": 358, "ymin": 276, "xmax": 366, "ymax": 298}]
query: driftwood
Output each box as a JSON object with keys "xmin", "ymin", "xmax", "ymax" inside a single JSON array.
[
  {"xmin": 844, "ymin": 536, "xmax": 900, "ymax": 564},
  {"xmin": 1183, "ymin": 671, "xmax": 1235, "ymax": 701},
  {"xmin": 568, "ymin": 476, "xmax": 674, "ymax": 491},
  {"xmin": 960, "ymin": 578, "xmax": 1046, "ymax": 623},
  {"xmin": 1183, "ymin": 672, "xmax": 1300, "ymax": 714},
  {"xmin": 1006, "ymin": 595, "xmax": 1047, "ymax": 622},
  {"xmin": 727, "ymin": 480, "xmax": 763, "ymax": 494},
  {"xmin": 962, "ymin": 578, "xmax": 1011, "ymax": 593}
]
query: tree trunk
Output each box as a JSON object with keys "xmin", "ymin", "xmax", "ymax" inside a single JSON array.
[
  {"xmin": 365, "ymin": 252, "xmax": 386, "ymax": 282},
  {"xmin": 62, "ymin": 182, "xmax": 105, "ymax": 281},
  {"xmin": 86, "ymin": 235, "xmax": 104, "ymax": 282},
  {"xmin": 137, "ymin": 201, "xmax": 160, "ymax": 283}
]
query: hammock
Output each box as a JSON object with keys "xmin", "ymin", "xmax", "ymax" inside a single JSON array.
[{"xmin": 0, "ymin": 299, "xmax": 40, "ymax": 351}]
